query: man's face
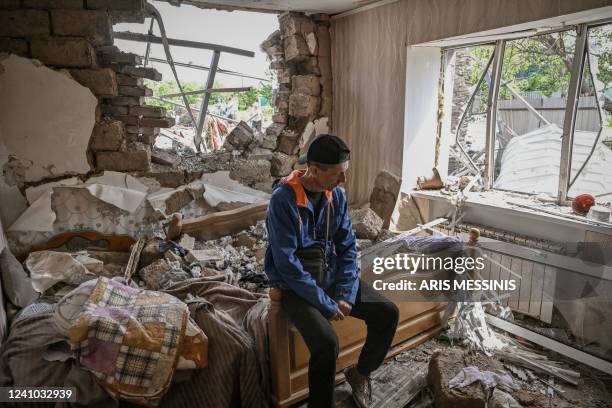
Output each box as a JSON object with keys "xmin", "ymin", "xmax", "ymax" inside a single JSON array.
[{"xmin": 310, "ymin": 161, "xmax": 349, "ymax": 191}]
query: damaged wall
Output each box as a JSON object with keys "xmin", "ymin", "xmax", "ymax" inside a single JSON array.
[
  {"xmin": 257, "ymin": 12, "xmax": 332, "ymax": 180},
  {"xmin": 331, "ymin": 0, "xmax": 612, "ymax": 206},
  {"xmin": 0, "ymin": 55, "xmax": 97, "ymax": 181},
  {"xmin": 0, "ymin": 0, "xmax": 176, "ymax": 228},
  {"xmin": 202, "ymin": 11, "xmax": 332, "ymax": 193}
]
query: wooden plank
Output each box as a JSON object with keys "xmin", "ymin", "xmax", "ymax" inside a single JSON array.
[{"xmin": 181, "ymin": 202, "xmax": 268, "ymax": 240}]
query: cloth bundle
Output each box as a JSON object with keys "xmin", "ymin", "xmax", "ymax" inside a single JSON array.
[{"xmin": 68, "ymin": 277, "xmax": 208, "ymax": 406}]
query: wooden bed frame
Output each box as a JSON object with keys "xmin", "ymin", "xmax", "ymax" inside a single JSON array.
[{"xmin": 268, "ymin": 288, "xmax": 446, "ymax": 407}]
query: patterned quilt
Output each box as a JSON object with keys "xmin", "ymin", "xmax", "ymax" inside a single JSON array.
[{"xmin": 69, "ymin": 277, "xmax": 208, "ymax": 406}]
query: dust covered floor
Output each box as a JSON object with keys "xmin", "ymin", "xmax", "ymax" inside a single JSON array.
[{"xmin": 294, "ymin": 336, "xmax": 612, "ymax": 408}]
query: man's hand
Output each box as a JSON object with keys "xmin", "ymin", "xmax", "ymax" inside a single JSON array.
[
  {"xmin": 329, "ymin": 308, "xmax": 345, "ymax": 321},
  {"xmin": 338, "ymin": 300, "xmax": 352, "ymax": 317}
]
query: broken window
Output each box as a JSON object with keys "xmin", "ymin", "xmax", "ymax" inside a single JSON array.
[
  {"xmin": 444, "ymin": 45, "xmax": 495, "ymax": 179},
  {"xmin": 492, "ymin": 30, "xmax": 578, "ymax": 196},
  {"xmin": 568, "ymin": 23, "xmax": 612, "ymax": 200}
]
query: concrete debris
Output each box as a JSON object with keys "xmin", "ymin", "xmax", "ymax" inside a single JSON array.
[
  {"xmin": 356, "ymin": 239, "xmax": 374, "ymax": 251},
  {"xmin": 6, "ymin": 171, "xmax": 263, "ymax": 257},
  {"xmin": 151, "ymin": 148, "xmax": 177, "ymax": 166},
  {"xmin": 428, "ymin": 349, "xmax": 497, "ymax": 408},
  {"xmin": 490, "ymin": 389, "xmax": 522, "ymax": 408},
  {"xmin": 223, "ymin": 121, "xmax": 254, "ymax": 151},
  {"xmin": 233, "ymin": 231, "xmax": 257, "ymax": 249},
  {"xmin": 271, "ymin": 152, "xmax": 297, "ymax": 177},
  {"xmin": 178, "ymin": 234, "xmax": 195, "ymax": 251},
  {"xmin": 229, "ymin": 159, "xmax": 272, "ymax": 187},
  {"xmin": 350, "ymin": 207, "xmax": 384, "ymax": 240},
  {"xmin": 137, "ymin": 258, "xmax": 191, "ymax": 291},
  {"xmin": 370, "ymin": 170, "xmax": 402, "ymax": 229},
  {"xmin": 276, "ymin": 130, "xmax": 300, "ymax": 155}
]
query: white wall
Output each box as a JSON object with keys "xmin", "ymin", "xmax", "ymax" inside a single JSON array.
[{"xmin": 401, "ymin": 46, "xmax": 442, "ymax": 193}]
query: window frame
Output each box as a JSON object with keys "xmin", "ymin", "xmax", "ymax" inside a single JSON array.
[{"xmin": 442, "ymin": 20, "xmax": 612, "ymax": 204}]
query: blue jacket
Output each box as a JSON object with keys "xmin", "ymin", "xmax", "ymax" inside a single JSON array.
[{"xmin": 264, "ymin": 170, "xmax": 359, "ymax": 318}]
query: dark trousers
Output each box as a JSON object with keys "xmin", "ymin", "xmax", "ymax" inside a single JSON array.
[{"xmin": 281, "ymin": 279, "xmax": 399, "ymax": 408}]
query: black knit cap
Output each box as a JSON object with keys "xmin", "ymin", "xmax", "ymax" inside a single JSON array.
[{"xmin": 298, "ymin": 134, "xmax": 351, "ymax": 165}]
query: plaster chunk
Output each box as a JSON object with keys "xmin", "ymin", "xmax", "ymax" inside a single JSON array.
[{"xmin": 0, "ymin": 55, "xmax": 96, "ymax": 182}]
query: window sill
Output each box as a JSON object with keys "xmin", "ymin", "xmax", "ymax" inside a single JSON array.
[{"xmin": 411, "ymin": 189, "xmax": 612, "ymax": 236}]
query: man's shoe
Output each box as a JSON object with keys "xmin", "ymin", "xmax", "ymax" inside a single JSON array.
[{"xmin": 344, "ymin": 367, "xmax": 372, "ymax": 408}]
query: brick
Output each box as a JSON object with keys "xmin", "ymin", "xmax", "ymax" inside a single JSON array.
[
  {"xmin": 111, "ymin": 115, "xmax": 139, "ymax": 125},
  {"xmin": 0, "ymin": 10, "xmax": 50, "ymax": 37},
  {"xmin": 0, "ymin": 0, "xmax": 21, "ymax": 9},
  {"xmin": 119, "ymin": 85, "xmax": 152, "ymax": 97},
  {"xmin": 87, "ymin": 0, "xmax": 141, "ymax": 10},
  {"xmin": 129, "ymin": 105, "xmax": 166, "ymax": 118},
  {"xmin": 139, "ymin": 117, "xmax": 175, "ymax": 128},
  {"xmin": 100, "ymin": 50, "xmax": 141, "ymax": 65},
  {"xmin": 289, "ymin": 93, "xmax": 319, "ymax": 118},
  {"xmin": 87, "ymin": 0, "xmax": 144, "ymax": 24},
  {"xmin": 296, "ymin": 57, "xmax": 320, "ymax": 75},
  {"xmin": 31, "ymin": 37, "xmax": 95, "ymax": 67},
  {"xmin": 276, "ymin": 131, "xmax": 299, "ymax": 155},
  {"xmin": 126, "ymin": 125, "xmax": 158, "ymax": 135},
  {"xmin": 104, "ymin": 96, "xmax": 143, "ymax": 106},
  {"xmin": 23, "ymin": 0, "xmax": 83, "ymax": 9},
  {"xmin": 271, "ymin": 152, "xmax": 296, "ymax": 177},
  {"xmin": 0, "ymin": 37, "xmax": 28, "ymax": 57},
  {"xmin": 116, "ymin": 73, "xmax": 143, "ymax": 86},
  {"xmin": 283, "ymin": 35, "xmax": 309, "ymax": 63},
  {"xmin": 100, "ymin": 104, "xmax": 128, "ymax": 115},
  {"xmin": 279, "ymin": 14, "xmax": 314, "ymax": 38},
  {"xmin": 69, "ymin": 68, "xmax": 118, "ymax": 97},
  {"xmin": 52, "ymin": 10, "xmax": 112, "ymax": 46},
  {"xmin": 109, "ymin": 9, "xmax": 143, "ymax": 24},
  {"xmin": 116, "ymin": 65, "xmax": 162, "ymax": 81},
  {"xmin": 292, "ymin": 75, "xmax": 320, "ymax": 96},
  {"xmin": 90, "ymin": 119, "xmax": 125, "ymax": 151},
  {"xmin": 96, "ymin": 145, "xmax": 151, "ymax": 172}
]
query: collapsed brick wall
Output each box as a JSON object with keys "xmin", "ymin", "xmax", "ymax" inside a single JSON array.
[
  {"xmin": 0, "ymin": 0, "xmax": 174, "ymax": 175},
  {"xmin": 260, "ymin": 11, "xmax": 332, "ymax": 178}
]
